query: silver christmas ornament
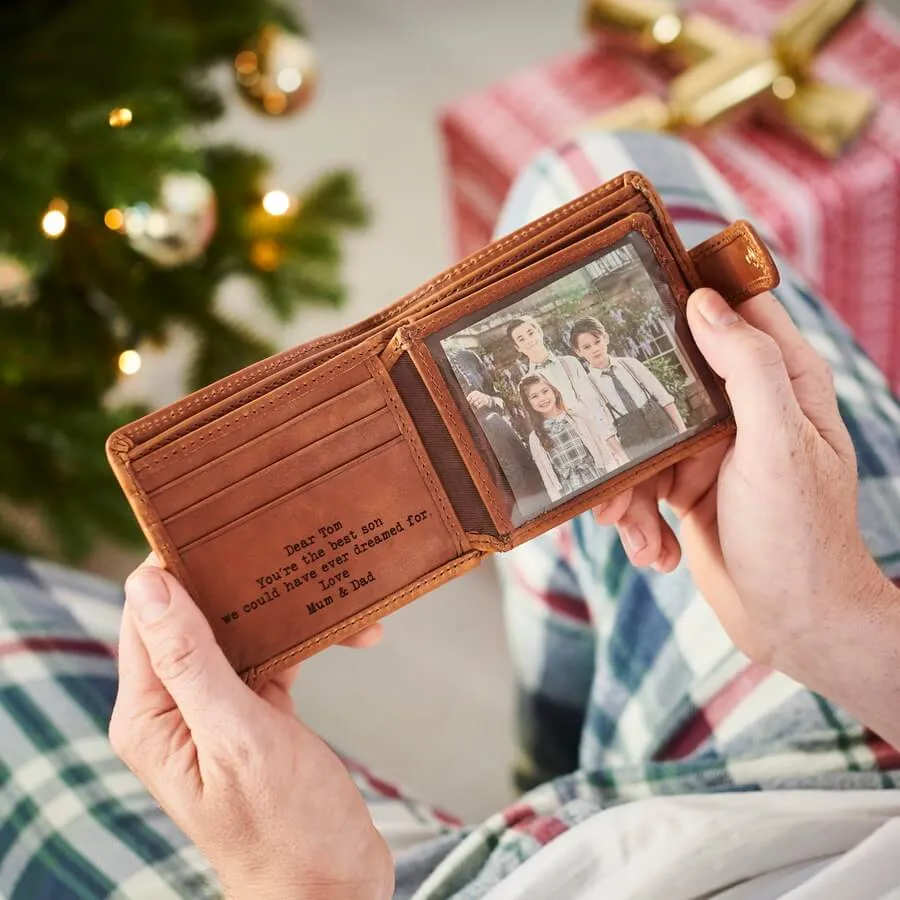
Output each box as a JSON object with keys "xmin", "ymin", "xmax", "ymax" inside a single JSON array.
[{"xmin": 124, "ymin": 172, "xmax": 217, "ymax": 267}]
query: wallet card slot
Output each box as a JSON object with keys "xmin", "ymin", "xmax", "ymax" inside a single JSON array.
[
  {"xmin": 148, "ymin": 378, "xmax": 386, "ymax": 519},
  {"xmin": 164, "ymin": 408, "xmax": 400, "ymax": 548},
  {"xmin": 177, "ymin": 436, "xmax": 462, "ymax": 675},
  {"xmin": 134, "ymin": 363, "xmax": 374, "ymax": 491},
  {"xmin": 176, "ymin": 433, "xmax": 407, "ymax": 556}
]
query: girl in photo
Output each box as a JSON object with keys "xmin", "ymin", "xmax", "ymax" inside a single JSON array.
[
  {"xmin": 518, "ymin": 373, "xmax": 611, "ymax": 503},
  {"xmin": 569, "ymin": 316, "xmax": 687, "ymax": 461}
]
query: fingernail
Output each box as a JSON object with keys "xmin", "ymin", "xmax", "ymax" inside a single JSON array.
[
  {"xmin": 126, "ymin": 569, "xmax": 170, "ymax": 623},
  {"xmin": 622, "ymin": 525, "xmax": 647, "ymax": 555},
  {"xmin": 696, "ymin": 289, "xmax": 740, "ymax": 328}
]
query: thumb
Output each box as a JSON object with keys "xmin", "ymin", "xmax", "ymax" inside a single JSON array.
[
  {"xmin": 687, "ymin": 289, "xmax": 802, "ymax": 444},
  {"xmin": 125, "ymin": 566, "xmax": 254, "ymax": 736}
]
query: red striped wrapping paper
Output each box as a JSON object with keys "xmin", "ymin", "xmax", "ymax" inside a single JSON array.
[{"xmin": 440, "ymin": 0, "xmax": 900, "ymax": 391}]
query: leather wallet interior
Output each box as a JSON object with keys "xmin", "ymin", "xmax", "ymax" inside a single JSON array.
[{"xmin": 107, "ymin": 171, "xmax": 779, "ymax": 685}]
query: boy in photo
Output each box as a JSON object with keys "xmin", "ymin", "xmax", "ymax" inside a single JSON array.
[{"xmin": 569, "ymin": 316, "xmax": 686, "ymax": 461}]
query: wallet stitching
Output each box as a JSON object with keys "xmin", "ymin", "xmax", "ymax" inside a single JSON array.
[
  {"xmin": 691, "ymin": 227, "xmax": 745, "ymax": 260},
  {"xmin": 161, "ymin": 407, "xmax": 397, "ymax": 528},
  {"xmin": 410, "ymin": 340, "xmax": 512, "ymax": 532},
  {"xmin": 402, "ymin": 213, "xmax": 682, "ymax": 540},
  {"xmin": 175, "ymin": 435, "xmax": 405, "ymax": 554},
  {"xmin": 122, "ymin": 179, "xmax": 634, "ymax": 444},
  {"xmin": 690, "ymin": 224, "xmax": 777, "ymax": 300},
  {"xmin": 245, "ymin": 552, "xmax": 482, "ymax": 681},
  {"xmin": 365, "ymin": 357, "xmax": 468, "ymax": 556},
  {"xmin": 145, "ymin": 379, "xmax": 386, "ymax": 489},
  {"xmin": 106, "ymin": 442, "xmax": 198, "ymax": 597},
  {"xmin": 134, "ymin": 356, "xmax": 374, "ymax": 472}
]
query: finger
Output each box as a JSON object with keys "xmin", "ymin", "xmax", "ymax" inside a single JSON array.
[
  {"xmin": 114, "ymin": 555, "xmax": 170, "ymax": 702},
  {"xmin": 125, "ymin": 566, "xmax": 255, "ymax": 738},
  {"xmin": 114, "ymin": 602, "xmax": 171, "ymax": 711},
  {"xmin": 687, "ymin": 290, "xmax": 803, "ymax": 451},
  {"xmin": 680, "ymin": 492, "xmax": 764, "ymax": 660},
  {"xmin": 339, "ymin": 623, "xmax": 384, "ymax": 649},
  {"xmin": 266, "ymin": 662, "xmax": 301, "ymax": 692},
  {"xmin": 614, "ymin": 482, "xmax": 664, "ymax": 568},
  {"xmin": 256, "ymin": 671, "xmax": 299, "ymax": 715},
  {"xmin": 663, "ymin": 441, "xmax": 729, "ymax": 518},
  {"xmin": 592, "ymin": 487, "xmax": 633, "ymax": 525},
  {"xmin": 651, "ymin": 517, "xmax": 682, "ymax": 573},
  {"xmin": 110, "ymin": 603, "xmax": 200, "ymax": 801},
  {"xmin": 738, "ymin": 293, "xmax": 852, "ymax": 459}
]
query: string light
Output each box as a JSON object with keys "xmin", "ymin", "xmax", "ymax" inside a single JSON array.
[
  {"xmin": 250, "ymin": 239, "xmax": 282, "ymax": 271},
  {"xmin": 262, "ymin": 189, "xmax": 291, "ymax": 216},
  {"xmin": 118, "ymin": 349, "xmax": 142, "ymax": 375},
  {"xmin": 41, "ymin": 199, "xmax": 68, "ymax": 239},
  {"xmin": 104, "ymin": 208, "xmax": 125, "ymax": 231},
  {"xmin": 109, "ymin": 107, "xmax": 133, "ymax": 128}
]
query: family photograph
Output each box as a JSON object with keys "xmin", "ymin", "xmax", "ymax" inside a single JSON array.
[{"xmin": 441, "ymin": 237, "xmax": 719, "ymax": 520}]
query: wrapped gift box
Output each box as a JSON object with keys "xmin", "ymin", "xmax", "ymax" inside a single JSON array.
[{"xmin": 440, "ymin": 0, "xmax": 900, "ymax": 390}]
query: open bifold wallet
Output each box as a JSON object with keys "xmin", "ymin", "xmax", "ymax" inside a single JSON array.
[{"xmin": 107, "ymin": 171, "xmax": 779, "ymax": 685}]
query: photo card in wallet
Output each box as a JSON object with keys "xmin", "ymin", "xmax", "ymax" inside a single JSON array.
[{"xmin": 106, "ymin": 171, "xmax": 779, "ymax": 685}]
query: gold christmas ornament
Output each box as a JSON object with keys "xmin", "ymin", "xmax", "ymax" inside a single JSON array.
[
  {"xmin": 583, "ymin": 0, "xmax": 874, "ymax": 157},
  {"xmin": 234, "ymin": 27, "xmax": 317, "ymax": 117},
  {"xmin": 0, "ymin": 255, "xmax": 35, "ymax": 308},
  {"xmin": 123, "ymin": 172, "xmax": 217, "ymax": 267}
]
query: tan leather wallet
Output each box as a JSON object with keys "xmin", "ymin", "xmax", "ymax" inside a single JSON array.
[{"xmin": 107, "ymin": 171, "xmax": 778, "ymax": 686}]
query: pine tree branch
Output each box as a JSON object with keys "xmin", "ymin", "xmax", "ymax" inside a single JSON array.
[{"xmin": 187, "ymin": 312, "xmax": 274, "ymax": 389}]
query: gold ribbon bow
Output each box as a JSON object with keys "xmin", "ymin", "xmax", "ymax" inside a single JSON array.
[{"xmin": 583, "ymin": 0, "xmax": 875, "ymax": 157}]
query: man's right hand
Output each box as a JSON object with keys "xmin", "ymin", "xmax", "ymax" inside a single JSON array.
[{"xmin": 597, "ymin": 289, "xmax": 900, "ymax": 746}]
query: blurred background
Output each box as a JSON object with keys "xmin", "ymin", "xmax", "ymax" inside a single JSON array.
[{"xmin": 4, "ymin": 0, "xmax": 899, "ymax": 823}]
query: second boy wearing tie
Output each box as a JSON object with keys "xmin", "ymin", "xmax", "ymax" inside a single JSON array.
[{"xmin": 569, "ymin": 316, "xmax": 686, "ymax": 461}]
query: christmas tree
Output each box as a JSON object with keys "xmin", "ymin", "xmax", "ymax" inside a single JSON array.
[{"xmin": 0, "ymin": 0, "xmax": 368, "ymax": 562}]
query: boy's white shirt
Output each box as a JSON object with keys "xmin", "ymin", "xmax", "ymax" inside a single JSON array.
[{"xmin": 586, "ymin": 355, "xmax": 674, "ymax": 416}]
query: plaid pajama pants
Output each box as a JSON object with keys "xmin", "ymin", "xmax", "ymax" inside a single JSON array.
[{"xmin": 3, "ymin": 131, "xmax": 900, "ymax": 900}]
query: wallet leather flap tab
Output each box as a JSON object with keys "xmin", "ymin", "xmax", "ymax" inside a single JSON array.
[{"xmin": 689, "ymin": 221, "xmax": 780, "ymax": 306}]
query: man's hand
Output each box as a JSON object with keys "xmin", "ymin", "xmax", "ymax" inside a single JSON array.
[
  {"xmin": 595, "ymin": 289, "xmax": 900, "ymax": 743},
  {"xmin": 467, "ymin": 390, "xmax": 497, "ymax": 411},
  {"xmin": 109, "ymin": 556, "xmax": 392, "ymax": 900}
]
